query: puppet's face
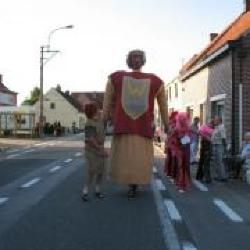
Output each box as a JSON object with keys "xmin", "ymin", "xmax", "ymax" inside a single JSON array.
[{"xmin": 127, "ymin": 50, "xmax": 146, "ymax": 70}]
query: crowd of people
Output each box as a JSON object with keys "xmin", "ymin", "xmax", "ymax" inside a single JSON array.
[
  {"xmin": 165, "ymin": 113, "xmax": 250, "ymax": 192},
  {"xmin": 34, "ymin": 121, "xmax": 63, "ymax": 137}
]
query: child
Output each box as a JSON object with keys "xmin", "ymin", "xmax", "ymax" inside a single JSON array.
[{"xmin": 81, "ymin": 103, "xmax": 108, "ymax": 201}]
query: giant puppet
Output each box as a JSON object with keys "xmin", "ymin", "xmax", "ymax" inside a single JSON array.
[{"xmin": 102, "ymin": 50, "xmax": 168, "ymax": 198}]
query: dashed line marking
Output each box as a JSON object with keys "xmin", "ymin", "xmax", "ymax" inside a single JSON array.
[
  {"xmin": 49, "ymin": 166, "xmax": 62, "ymax": 173},
  {"xmin": 7, "ymin": 154, "xmax": 20, "ymax": 159},
  {"xmin": 24, "ymin": 149, "xmax": 35, "ymax": 153},
  {"xmin": 156, "ymin": 178, "xmax": 167, "ymax": 190},
  {"xmin": 0, "ymin": 197, "xmax": 9, "ymax": 205},
  {"xmin": 75, "ymin": 152, "xmax": 82, "ymax": 157},
  {"xmin": 64, "ymin": 158, "xmax": 72, "ymax": 163},
  {"xmin": 164, "ymin": 199, "xmax": 182, "ymax": 221},
  {"xmin": 213, "ymin": 199, "xmax": 243, "ymax": 222},
  {"xmin": 151, "ymin": 180, "xmax": 181, "ymax": 250},
  {"xmin": 192, "ymin": 179, "xmax": 208, "ymax": 192},
  {"xmin": 7, "ymin": 149, "xmax": 19, "ymax": 153},
  {"xmin": 21, "ymin": 178, "xmax": 41, "ymax": 188},
  {"xmin": 182, "ymin": 241, "xmax": 197, "ymax": 250},
  {"xmin": 34, "ymin": 142, "xmax": 48, "ymax": 146}
]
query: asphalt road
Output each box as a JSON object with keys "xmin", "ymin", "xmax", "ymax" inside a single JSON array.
[
  {"xmin": 0, "ymin": 135, "xmax": 167, "ymax": 250},
  {"xmin": 1, "ymin": 135, "xmax": 250, "ymax": 250}
]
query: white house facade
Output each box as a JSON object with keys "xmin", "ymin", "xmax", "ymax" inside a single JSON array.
[{"xmin": 34, "ymin": 88, "xmax": 86, "ymax": 131}]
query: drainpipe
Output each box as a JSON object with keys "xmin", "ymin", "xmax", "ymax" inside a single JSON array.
[
  {"xmin": 239, "ymin": 83, "xmax": 243, "ymax": 149},
  {"xmin": 231, "ymin": 48, "xmax": 236, "ymax": 155}
]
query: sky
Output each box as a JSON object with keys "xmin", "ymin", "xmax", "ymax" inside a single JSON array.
[{"xmin": 0, "ymin": 0, "xmax": 244, "ymax": 104}]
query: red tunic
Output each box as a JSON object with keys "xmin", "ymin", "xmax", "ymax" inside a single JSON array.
[{"xmin": 110, "ymin": 71, "xmax": 163, "ymax": 138}]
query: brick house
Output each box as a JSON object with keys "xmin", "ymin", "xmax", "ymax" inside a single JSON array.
[
  {"xmin": 180, "ymin": 1, "xmax": 250, "ymax": 154},
  {"xmin": 0, "ymin": 74, "xmax": 17, "ymax": 106}
]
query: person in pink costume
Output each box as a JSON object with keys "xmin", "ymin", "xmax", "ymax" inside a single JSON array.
[
  {"xmin": 164, "ymin": 111, "xmax": 178, "ymax": 180},
  {"xmin": 174, "ymin": 112, "xmax": 192, "ymax": 192}
]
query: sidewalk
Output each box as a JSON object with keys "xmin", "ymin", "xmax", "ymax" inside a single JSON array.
[{"xmin": 0, "ymin": 133, "xmax": 81, "ymax": 153}]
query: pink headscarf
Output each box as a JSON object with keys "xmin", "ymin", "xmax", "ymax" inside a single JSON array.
[
  {"xmin": 199, "ymin": 124, "xmax": 214, "ymax": 138},
  {"xmin": 175, "ymin": 112, "xmax": 191, "ymax": 135}
]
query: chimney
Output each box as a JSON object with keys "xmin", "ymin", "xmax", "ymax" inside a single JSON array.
[
  {"xmin": 244, "ymin": 0, "xmax": 250, "ymax": 12},
  {"xmin": 210, "ymin": 33, "xmax": 218, "ymax": 41}
]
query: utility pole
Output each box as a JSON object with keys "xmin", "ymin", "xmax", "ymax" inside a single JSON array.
[
  {"xmin": 39, "ymin": 46, "xmax": 44, "ymax": 137},
  {"xmin": 38, "ymin": 25, "xmax": 74, "ymax": 137}
]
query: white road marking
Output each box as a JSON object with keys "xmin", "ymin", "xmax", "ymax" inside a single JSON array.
[
  {"xmin": 21, "ymin": 178, "xmax": 41, "ymax": 188},
  {"xmin": 75, "ymin": 152, "xmax": 82, "ymax": 157},
  {"xmin": 6, "ymin": 154, "xmax": 20, "ymax": 159},
  {"xmin": 182, "ymin": 241, "xmax": 197, "ymax": 250},
  {"xmin": 164, "ymin": 199, "xmax": 182, "ymax": 221},
  {"xmin": 192, "ymin": 179, "xmax": 208, "ymax": 192},
  {"xmin": 213, "ymin": 199, "xmax": 243, "ymax": 222},
  {"xmin": 0, "ymin": 197, "xmax": 9, "ymax": 205},
  {"xmin": 24, "ymin": 149, "xmax": 35, "ymax": 153},
  {"xmin": 64, "ymin": 158, "xmax": 72, "ymax": 163},
  {"xmin": 155, "ymin": 178, "xmax": 166, "ymax": 191},
  {"xmin": 153, "ymin": 166, "xmax": 158, "ymax": 173},
  {"xmin": 34, "ymin": 142, "xmax": 48, "ymax": 146},
  {"xmin": 49, "ymin": 166, "xmax": 62, "ymax": 173},
  {"xmin": 151, "ymin": 181, "xmax": 181, "ymax": 250},
  {"xmin": 7, "ymin": 149, "xmax": 19, "ymax": 153}
]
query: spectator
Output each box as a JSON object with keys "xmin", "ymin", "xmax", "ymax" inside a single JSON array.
[
  {"xmin": 232, "ymin": 132, "xmax": 250, "ymax": 179},
  {"xmin": 190, "ymin": 117, "xmax": 200, "ymax": 164},
  {"xmin": 211, "ymin": 116, "xmax": 228, "ymax": 181},
  {"xmin": 196, "ymin": 122, "xmax": 214, "ymax": 183}
]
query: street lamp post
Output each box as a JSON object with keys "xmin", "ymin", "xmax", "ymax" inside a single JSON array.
[{"xmin": 39, "ymin": 25, "xmax": 74, "ymax": 137}]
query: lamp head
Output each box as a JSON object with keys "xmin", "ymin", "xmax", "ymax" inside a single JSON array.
[{"xmin": 65, "ymin": 25, "xmax": 74, "ymax": 29}]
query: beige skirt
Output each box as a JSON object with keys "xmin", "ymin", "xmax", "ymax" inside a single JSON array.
[{"xmin": 110, "ymin": 134, "xmax": 154, "ymax": 185}]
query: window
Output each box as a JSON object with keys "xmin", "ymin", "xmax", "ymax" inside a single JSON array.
[
  {"xmin": 169, "ymin": 87, "xmax": 171, "ymax": 101},
  {"xmin": 199, "ymin": 104, "xmax": 204, "ymax": 125},
  {"xmin": 50, "ymin": 102, "xmax": 55, "ymax": 109},
  {"xmin": 211, "ymin": 100, "xmax": 225, "ymax": 122},
  {"xmin": 175, "ymin": 83, "xmax": 178, "ymax": 98},
  {"xmin": 186, "ymin": 106, "xmax": 193, "ymax": 120}
]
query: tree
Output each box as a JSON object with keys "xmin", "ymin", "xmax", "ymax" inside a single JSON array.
[{"xmin": 22, "ymin": 87, "xmax": 40, "ymax": 105}]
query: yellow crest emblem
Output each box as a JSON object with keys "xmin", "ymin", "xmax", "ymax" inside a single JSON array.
[{"xmin": 121, "ymin": 76, "xmax": 150, "ymax": 120}]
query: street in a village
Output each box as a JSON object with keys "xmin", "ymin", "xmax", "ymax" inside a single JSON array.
[
  {"xmin": 1, "ymin": 1, "xmax": 250, "ymax": 250},
  {"xmin": 0, "ymin": 134, "xmax": 250, "ymax": 250}
]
